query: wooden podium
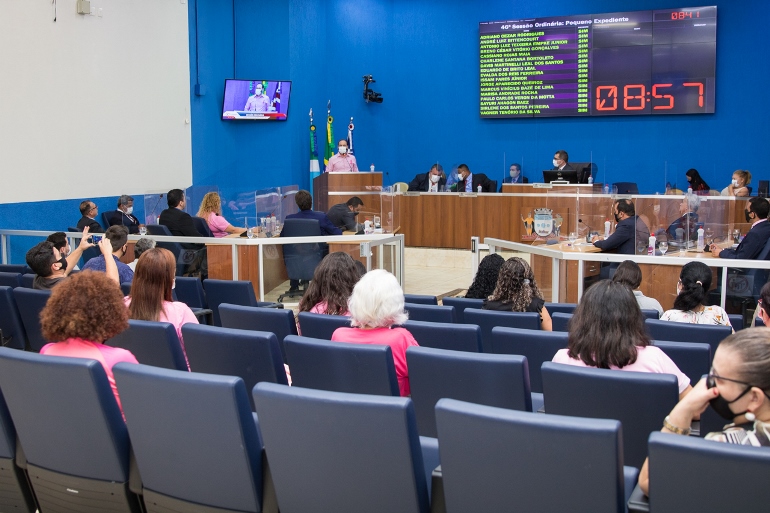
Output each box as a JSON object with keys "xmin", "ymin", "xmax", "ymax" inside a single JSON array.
[{"xmin": 313, "ymin": 172, "xmax": 383, "ymax": 213}]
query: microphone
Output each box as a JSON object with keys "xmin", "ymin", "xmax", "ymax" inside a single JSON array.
[{"xmin": 578, "ymin": 218, "xmax": 592, "ymax": 242}]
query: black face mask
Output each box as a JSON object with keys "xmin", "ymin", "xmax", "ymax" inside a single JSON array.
[
  {"xmin": 56, "ymin": 255, "xmax": 68, "ymax": 272},
  {"xmin": 613, "ymin": 212, "xmax": 621, "ymax": 223},
  {"xmin": 709, "ymin": 386, "xmax": 751, "ymax": 420},
  {"xmin": 745, "ymin": 209, "xmax": 753, "ymax": 223}
]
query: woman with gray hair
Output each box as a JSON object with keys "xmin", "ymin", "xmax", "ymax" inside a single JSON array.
[
  {"xmin": 127, "ymin": 238, "xmax": 156, "ymax": 271},
  {"xmin": 331, "ymin": 269, "xmax": 418, "ymax": 396}
]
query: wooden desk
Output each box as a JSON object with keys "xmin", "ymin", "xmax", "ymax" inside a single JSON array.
[
  {"xmin": 206, "ymin": 240, "xmax": 287, "ymax": 297},
  {"xmin": 313, "ymin": 172, "xmax": 383, "ymax": 213}
]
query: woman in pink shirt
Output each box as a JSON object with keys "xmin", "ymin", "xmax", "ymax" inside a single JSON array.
[
  {"xmin": 124, "ymin": 248, "xmax": 198, "ymax": 369},
  {"xmin": 299, "ymin": 252, "xmax": 363, "ymax": 316},
  {"xmin": 552, "ymin": 279, "xmax": 692, "ymax": 400},
  {"xmin": 40, "ymin": 271, "xmax": 138, "ymax": 412},
  {"xmin": 196, "ymin": 192, "xmax": 246, "ymax": 238},
  {"xmin": 331, "ymin": 269, "xmax": 418, "ymax": 396}
]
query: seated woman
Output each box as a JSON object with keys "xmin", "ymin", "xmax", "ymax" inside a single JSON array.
[
  {"xmin": 482, "ymin": 257, "xmax": 552, "ymax": 331},
  {"xmin": 465, "ymin": 253, "xmax": 504, "ymax": 299},
  {"xmin": 553, "ymin": 279, "xmax": 691, "ymax": 399},
  {"xmin": 638, "ymin": 327, "xmax": 770, "ymax": 495},
  {"xmin": 40, "ymin": 271, "xmax": 138, "ymax": 411},
  {"xmin": 299, "ymin": 252, "xmax": 361, "ymax": 316},
  {"xmin": 666, "ymin": 193, "xmax": 700, "ymax": 242},
  {"xmin": 196, "ymin": 191, "xmax": 246, "ymax": 238},
  {"xmin": 685, "ymin": 168, "xmax": 710, "ymax": 195},
  {"xmin": 124, "ymin": 248, "xmax": 199, "ymax": 368},
  {"xmin": 331, "ymin": 269, "xmax": 418, "ymax": 396},
  {"xmin": 661, "ymin": 261, "xmax": 733, "ymax": 329},
  {"xmin": 612, "ymin": 260, "xmax": 663, "ymax": 316},
  {"xmin": 721, "ymin": 169, "xmax": 752, "ymax": 197}
]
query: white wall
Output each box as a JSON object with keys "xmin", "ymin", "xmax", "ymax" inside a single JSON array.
[{"xmin": 0, "ymin": 0, "xmax": 192, "ymax": 204}]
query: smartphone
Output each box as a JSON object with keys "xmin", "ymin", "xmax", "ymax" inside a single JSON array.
[{"xmin": 90, "ymin": 234, "xmax": 104, "ymax": 244}]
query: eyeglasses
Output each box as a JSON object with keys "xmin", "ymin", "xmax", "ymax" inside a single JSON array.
[{"xmin": 707, "ymin": 371, "xmax": 753, "ymax": 389}]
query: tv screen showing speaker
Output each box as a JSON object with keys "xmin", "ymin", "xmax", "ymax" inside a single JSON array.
[
  {"xmin": 480, "ymin": 6, "xmax": 716, "ymax": 118},
  {"xmin": 222, "ymin": 80, "xmax": 292, "ymax": 121}
]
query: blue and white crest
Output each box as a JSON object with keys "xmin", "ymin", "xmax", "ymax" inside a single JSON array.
[{"xmin": 534, "ymin": 208, "xmax": 554, "ymax": 237}]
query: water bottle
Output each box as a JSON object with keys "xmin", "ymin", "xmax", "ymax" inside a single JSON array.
[
  {"xmin": 604, "ymin": 220, "xmax": 611, "ymax": 239},
  {"xmin": 370, "ymin": 163, "xmax": 375, "ymax": 172},
  {"xmin": 603, "ymin": 184, "xmax": 609, "ymax": 194},
  {"xmin": 697, "ymin": 227, "xmax": 705, "ymax": 252},
  {"xmin": 648, "ymin": 235, "xmax": 656, "ymax": 256},
  {"xmin": 477, "ymin": 185, "xmax": 482, "ymax": 193},
  {"xmin": 587, "ymin": 176, "xmax": 593, "ymax": 184},
  {"xmin": 688, "ymin": 187, "xmax": 693, "ymax": 195}
]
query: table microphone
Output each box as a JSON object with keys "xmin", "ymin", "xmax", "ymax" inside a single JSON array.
[{"xmin": 578, "ymin": 218, "xmax": 592, "ymax": 241}]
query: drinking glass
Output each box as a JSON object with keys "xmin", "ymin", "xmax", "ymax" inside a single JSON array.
[
  {"xmin": 138, "ymin": 226, "xmax": 147, "ymax": 236},
  {"xmin": 246, "ymin": 227, "xmax": 254, "ymax": 239},
  {"xmin": 659, "ymin": 241, "xmax": 668, "ymax": 256},
  {"xmin": 705, "ymin": 227, "xmax": 715, "ymax": 245},
  {"xmin": 733, "ymin": 229, "xmax": 741, "ymax": 244},
  {"xmin": 568, "ymin": 232, "xmax": 577, "ymax": 245}
]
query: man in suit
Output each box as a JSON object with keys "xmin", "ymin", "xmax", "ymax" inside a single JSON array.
[
  {"xmin": 592, "ymin": 198, "xmax": 650, "ymax": 255},
  {"xmin": 107, "ymin": 195, "xmax": 143, "ymax": 234},
  {"xmin": 76, "ymin": 200, "xmax": 104, "ymax": 233},
  {"xmin": 327, "ymin": 196, "xmax": 364, "ymax": 232},
  {"xmin": 711, "ymin": 197, "xmax": 770, "ymax": 259},
  {"xmin": 552, "ymin": 149, "xmax": 574, "ymax": 171},
  {"xmin": 500, "ymin": 163, "xmax": 527, "ymax": 191},
  {"xmin": 451, "ymin": 164, "xmax": 496, "ymax": 193},
  {"xmin": 159, "ymin": 189, "xmax": 207, "ymax": 277},
  {"xmin": 408, "ymin": 164, "xmax": 447, "ymax": 192}
]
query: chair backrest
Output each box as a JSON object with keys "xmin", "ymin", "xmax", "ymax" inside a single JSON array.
[
  {"xmin": 435, "ymin": 399, "xmax": 625, "ymax": 513},
  {"xmin": 281, "ymin": 218, "xmax": 323, "ymax": 282},
  {"xmin": 0, "ymin": 385, "xmax": 37, "ymax": 512},
  {"xmin": 641, "ymin": 308, "xmax": 660, "ymax": 319},
  {"xmin": 652, "ymin": 340, "xmax": 710, "ymax": 387},
  {"xmin": 114, "ymin": 363, "xmax": 264, "ymax": 512},
  {"xmin": 728, "ymin": 313, "xmax": 744, "ymax": 331},
  {"xmin": 404, "ymin": 303, "xmax": 457, "ymax": 323},
  {"xmin": 182, "ymin": 324, "xmax": 287, "ymax": 409},
  {"xmin": 202, "ymin": 279, "xmax": 258, "ymax": 326},
  {"xmin": 648, "ymin": 431, "xmax": 770, "ymax": 511},
  {"xmin": 407, "ymin": 347, "xmax": 532, "ymax": 437},
  {"xmin": 0, "ymin": 348, "xmax": 139, "ymax": 512},
  {"xmin": 145, "ymin": 225, "xmax": 186, "ymax": 273},
  {"xmin": 612, "ymin": 182, "xmax": 639, "ymax": 194},
  {"xmin": 0, "ymin": 264, "xmax": 31, "ymax": 275},
  {"xmin": 219, "ymin": 303, "xmax": 297, "ymax": 362},
  {"xmin": 541, "ymin": 362, "xmax": 679, "ymax": 468},
  {"xmin": 402, "ymin": 320, "xmax": 481, "ymax": 353},
  {"xmin": 13, "ymin": 287, "xmax": 52, "ymax": 352},
  {"xmin": 645, "ymin": 318, "xmax": 732, "ymax": 357},
  {"xmin": 544, "ymin": 302, "xmax": 577, "ymax": 315},
  {"xmin": 283, "ymin": 335, "xmax": 400, "ymax": 396},
  {"xmin": 0, "ymin": 272, "xmax": 21, "ymax": 288},
  {"xmin": 491, "ymin": 327, "xmax": 569, "ymax": 393},
  {"xmin": 551, "ymin": 312, "xmax": 572, "ymax": 332},
  {"xmin": 20, "ymin": 274, "xmax": 35, "ymax": 289},
  {"xmin": 392, "ymin": 182, "xmax": 409, "ymax": 193},
  {"xmin": 440, "ymin": 297, "xmax": 484, "ymax": 323},
  {"xmin": 253, "ymin": 382, "xmax": 430, "ymax": 513},
  {"xmin": 102, "ymin": 211, "xmax": 115, "ymax": 228},
  {"xmin": 0, "ymin": 286, "xmax": 27, "ymax": 350},
  {"xmin": 174, "ymin": 276, "xmax": 208, "ymax": 309},
  {"xmin": 120, "ymin": 282, "xmax": 132, "ymax": 296},
  {"xmin": 191, "ymin": 216, "xmax": 214, "ymax": 237},
  {"xmin": 463, "ymin": 309, "xmax": 541, "ymax": 353},
  {"xmin": 297, "ymin": 311, "xmax": 351, "ymax": 340},
  {"xmin": 403, "ymin": 294, "xmax": 438, "ymax": 305},
  {"xmin": 106, "ymin": 320, "xmax": 188, "ymax": 371}
]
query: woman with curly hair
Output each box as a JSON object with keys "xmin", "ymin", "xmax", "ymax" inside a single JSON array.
[
  {"xmin": 465, "ymin": 253, "xmax": 505, "ymax": 299},
  {"xmin": 482, "ymin": 257, "xmax": 552, "ymax": 330},
  {"xmin": 196, "ymin": 191, "xmax": 246, "ymax": 237},
  {"xmin": 40, "ymin": 271, "xmax": 138, "ymax": 410},
  {"xmin": 299, "ymin": 252, "xmax": 361, "ymax": 315}
]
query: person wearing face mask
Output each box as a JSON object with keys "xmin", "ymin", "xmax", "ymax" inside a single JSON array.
[
  {"xmin": 721, "ymin": 169, "xmax": 752, "ymax": 197},
  {"xmin": 450, "ymin": 163, "xmax": 496, "ymax": 193},
  {"xmin": 637, "ymin": 328, "xmax": 770, "ymax": 495},
  {"xmin": 325, "ymin": 139, "xmax": 359, "ymax": 172},
  {"xmin": 499, "ymin": 163, "xmax": 527, "ymax": 191},
  {"xmin": 243, "ymin": 81, "xmax": 270, "ymax": 112},
  {"xmin": 326, "ymin": 196, "xmax": 365, "ymax": 232},
  {"xmin": 26, "ymin": 226, "xmax": 118, "ymax": 289},
  {"xmin": 660, "ymin": 261, "xmax": 733, "ymax": 328},
  {"xmin": 107, "ymin": 195, "xmax": 143, "ymax": 234},
  {"xmin": 82, "ymin": 225, "xmax": 135, "ymax": 284},
  {"xmin": 408, "ymin": 163, "xmax": 447, "ymax": 192},
  {"xmin": 591, "ymin": 198, "xmax": 650, "ymax": 255},
  {"xmin": 551, "ymin": 150, "xmax": 574, "ymax": 172},
  {"xmin": 124, "ymin": 248, "xmax": 198, "ymax": 370},
  {"xmin": 45, "ymin": 231, "xmax": 80, "ymax": 271},
  {"xmin": 710, "ymin": 197, "xmax": 770, "ymax": 259}
]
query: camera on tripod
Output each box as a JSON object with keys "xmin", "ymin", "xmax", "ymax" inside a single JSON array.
[{"xmin": 363, "ymin": 75, "xmax": 383, "ymax": 103}]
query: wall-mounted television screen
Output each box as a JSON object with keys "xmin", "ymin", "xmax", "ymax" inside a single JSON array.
[
  {"xmin": 479, "ymin": 6, "xmax": 716, "ymax": 118},
  {"xmin": 222, "ymin": 79, "xmax": 292, "ymax": 121}
]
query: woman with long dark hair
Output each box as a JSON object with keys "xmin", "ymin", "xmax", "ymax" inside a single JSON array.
[
  {"xmin": 465, "ymin": 253, "xmax": 505, "ymax": 299},
  {"xmin": 661, "ymin": 261, "xmax": 732, "ymax": 329},
  {"xmin": 482, "ymin": 257, "xmax": 552, "ymax": 330},
  {"xmin": 553, "ymin": 279, "xmax": 691, "ymax": 398},
  {"xmin": 685, "ymin": 168, "xmax": 710, "ymax": 194},
  {"xmin": 299, "ymin": 252, "xmax": 361, "ymax": 316}
]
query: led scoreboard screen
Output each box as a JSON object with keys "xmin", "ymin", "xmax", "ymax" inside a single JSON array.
[{"xmin": 479, "ymin": 6, "xmax": 716, "ymax": 118}]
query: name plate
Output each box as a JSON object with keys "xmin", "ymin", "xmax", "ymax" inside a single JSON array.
[
  {"xmin": 458, "ymin": 192, "xmax": 478, "ymax": 198},
  {"xmin": 533, "ymin": 183, "xmax": 554, "ymax": 189},
  {"xmin": 403, "ymin": 191, "xmax": 421, "ymax": 196}
]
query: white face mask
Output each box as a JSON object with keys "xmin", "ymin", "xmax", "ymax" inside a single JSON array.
[
  {"xmin": 553, "ymin": 159, "xmax": 559, "ymax": 167},
  {"xmin": 126, "ymin": 206, "xmax": 134, "ymax": 215},
  {"xmin": 732, "ymin": 179, "xmax": 739, "ymax": 187},
  {"xmin": 430, "ymin": 174, "xmax": 440, "ymax": 183},
  {"xmin": 338, "ymin": 146, "xmax": 348, "ymax": 154},
  {"xmin": 457, "ymin": 171, "xmax": 465, "ymax": 180},
  {"xmin": 510, "ymin": 170, "xmax": 519, "ymax": 178}
]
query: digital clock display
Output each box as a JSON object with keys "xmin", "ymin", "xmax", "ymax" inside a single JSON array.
[{"xmin": 479, "ymin": 6, "xmax": 716, "ymax": 118}]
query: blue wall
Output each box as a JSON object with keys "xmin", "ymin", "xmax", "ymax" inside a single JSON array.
[{"xmin": 2, "ymin": 0, "xmax": 767, "ymax": 262}]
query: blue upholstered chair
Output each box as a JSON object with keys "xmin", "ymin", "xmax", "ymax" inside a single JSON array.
[
  {"xmin": 182, "ymin": 324, "xmax": 287, "ymax": 409},
  {"xmin": 652, "ymin": 340, "xmax": 710, "ymax": 388},
  {"xmin": 203, "ymin": 279, "xmax": 282, "ymax": 326},
  {"xmin": 174, "ymin": 276, "xmax": 208, "ymax": 309},
  {"xmin": 544, "ymin": 302, "xmax": 577, "ymax": 315},
  {"xmin": 407, "ymin": 346, "xmax": 532, "ymax": 437},
  {"xmin": 191, "ymin": 216, "xmax": 214, "ymax": 237},
  {"xmin": 645, "ymin": 318, "xmax": 732, "ymax": 357},
  {"xmin": 219, "ymin": 303, "xmax": 296, "ymax": 362},
  {"xmin": 728, "ymin": 313, "xmax": 744, "ymax": 331},
  {"xmin": 106, "ymin": 320, "xmax": 188, "ymax": 371},
  {"xmin": 145, "ymin": 224, "xmax": 190, "ymax": 276},
  {"xmin": 463, "ymin": 309, "xmax": 541, "ymax": 353},
  {"xmin": 435, "ymin": 399, "xmax": 637, "ymax": 513},
  {"xmin": 283, "ymin": 335, "xmax": 400, "ymax": 396},
  {"xmin": 13, "ymin": 288, "xmax": 51, "ymax": 352},
  {"xmin": 541, "ymin": 362, "xmax": 679, "ymax": 469},
  {"xmin": 0, "ymin": 265, "xmax": 31, "ymax": 275},
  {"xmin": 278, "ymin": 218, "xmax": 324, "ymax": 303},
  {"xmin": 19, "ymin": 274, "xmax": 35, "ymax": 289},
  {"xmin": 253, "ymin": 382, "xmax": 435, "ymax": 513},
  {"xmin": 551, "ymin": 312, "xmax": 573, "ymax": 332},
  {"xmin": 403, "ymin": 294, "xmax": 438, "ymax": 305},
  {"xmin": 404, "ymin": 303, "xmax": 457, "ymax": 324},
  {"xmin": 641, "ymin": 309, "xmax": 660, "ymax": 319},
  {"xmin": 0, "ymin": 286, "xmax": 27, "ymax": 350},
  {"xmin": 297, "ymin": 312, "xmax": 351, "ymax": 340},
  {"xmin": 0, "ymin": 348, "xmax": 142, "ymax": 513},
  {"xmin": 0, "ymin": 272, "xmax": 21, "ymax": 288},
  {"xmin": 402, "ymin": 320, "xmax": 482, "ymax": 353},
  {"xmin": 440, "ymin": 297, "xmax": 483, "ymax": 323},
  {"xmin": 0, "ymin": 385, "xmax": 37, "ymax": 512},
  {"xmin": 114, "ymin": 363, "xmax": 268, "ymax": 513}
]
